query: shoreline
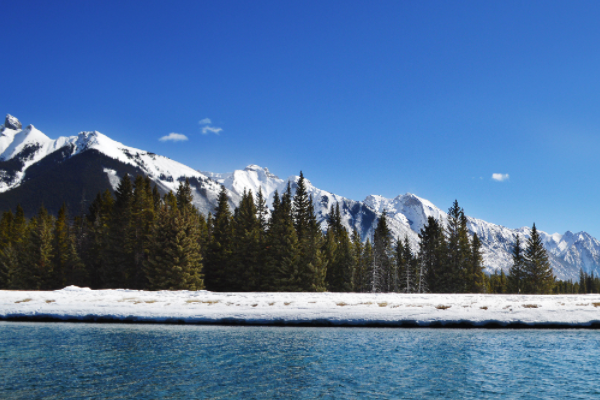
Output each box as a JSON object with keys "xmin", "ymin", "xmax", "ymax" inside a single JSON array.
[{"xmin": 2, "ymin": 286, "xmax": 600, "ymax": 329}]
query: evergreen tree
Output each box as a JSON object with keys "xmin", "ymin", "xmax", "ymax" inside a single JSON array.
[
  {"xmin": 523, "ymin": 223, "xmax": 554, "ymax": 294},
  {"xmin": 419, "ymin": 216, "xmax": 444, "ymax": 293},
  {"xmin": 231, "ymin": 190, "xmax": 262, "ymax": 291},
  {"xmin": 398, "ymin": 236, "xmax": 417, "ymax": 293},
  {"xmin": 466, "ymin": 233, "xmax": 485, "ymax": 293},
  {"xmin": 443, "ymin": 200, "xmax": 470, "ymax": 293},
  {"xmin": 351, "ymin": 230, "xmax": 367, "ymax": 292},
  {"xmin": 130, "ymin": 176, "xmax": 157, "ymax": 288},
  {"xmin": 100, "ymin": 174, "xmax": 135, "ymax": 288},
  {"xmin": 507, "ymin": 235, "xmax": 525, "ymax": 294},
  {"xmin": 17, "ymin": 207, "xmax": 55, "ymax": 290},
  {"xmin": 0, "ymin": 211, "xmax": 14, "ymax": 288},
  {"xmin": 325, "ymin": 204, "xmax": 354, "ymax": 292},
  {"xmin": 80, "ymin": 190, "xmax": 113, "ymax": 288},
  {"xmin": 372, "ymin": 213, "xmax": 393, "ymax": 292},
  {"xmin": 267, "ymin": 187, "xmax": 301, "ymax": 291},
  {"xmin": 204, "ymin": 185, "xmax": 234, "ymax": 291},
  {"xmin": 144, "ymin": 204, "xmax": 203, "ymax": 290}
]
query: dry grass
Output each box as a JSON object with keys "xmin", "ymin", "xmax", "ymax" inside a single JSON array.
[
  {"xmin": 378, "ymin": 302, "xmax": 388, "ymax": 307},
  {"xmin": 435, "ymin": 305, "xmax": 451, "ymax": 310},
  {"xmin": 118, "ymin": 297, "xmax": 138, "ymax": 302},
  {"xmin": 251, "ymin": 304, "xmax": 258, "ymax": 307},
  {"xmin": 336, "ymin": 302, "xmax": 349, "ymax": 307},
  {"xmin": 45, "ymin": 299, "xmax": 55, "ymax": 304},
  {"xmin": 186, "ymin": 299, "xmax": 219, "ymax": 305},
  {"xmin": 480, "ymin": 306, "xmax": 488, "ymax": 310},
  {"xmin": 593, "ymin": 303, "xmax": 600, "ymax": 308},
  {"xmin": 284, "ymin": 302, "xmax": 292, "ymax": 306},
  {"xmin": 406, "ymin": 304, "xmax": 424, "ymax": 307},
  {"xmin": 522, "ymin": 304, "xmax": 539, "ymax": 309},
  {"xmin": 576, "ymin": 303, "xmax": 589, "ymax": 307},
  {"xmin": 268, "ymin": 302, "xmax": 275, "ymax": 306},
  {"xmin": 15, "ymin": 298, "xmax": 32, "ymax": 303},
  {"xmin": 145, "ymin": 300, "xmax": 157, "ymax": 304}
]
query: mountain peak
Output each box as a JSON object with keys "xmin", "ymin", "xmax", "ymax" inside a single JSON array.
[
  {"xmin": 4, "ymin": 114, "xmax": 22, "ymax": 130},
  {"xmin": 243, "ymin": 164, "xmax": 279, "ymax": 179}
]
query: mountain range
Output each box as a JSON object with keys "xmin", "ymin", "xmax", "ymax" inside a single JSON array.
[{"xmin": 1, "ymin": 113, "xmax": 598, "ymax": 281}]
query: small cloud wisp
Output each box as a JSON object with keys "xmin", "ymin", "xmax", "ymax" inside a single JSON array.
[
  {"xmin": 159, "ymin": 133, "xmax": 189, "ymax": 142},
  {"xmin": 492, "ymin": 173, "xmax": 509, "ymax": 182},
  {"xmin": 202, "ymin": 126, "xmax": 223, "ymax": 135}
]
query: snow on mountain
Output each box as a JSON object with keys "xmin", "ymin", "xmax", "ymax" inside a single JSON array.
[
  {"xmin": 1, "ymin": 113, "xmax": 599, "ymax": 281},
  {"xmin": 0, "ymin": 114, "xmax": 226, "ymax": 215},
  {"xmin": 204, "ymin": 164, "xmax": 600, "ymax": 281}
]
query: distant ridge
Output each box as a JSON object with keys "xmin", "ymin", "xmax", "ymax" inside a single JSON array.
[{"xmin": 1, "ymin": 113, "xmax": 599, "ymax": 280}]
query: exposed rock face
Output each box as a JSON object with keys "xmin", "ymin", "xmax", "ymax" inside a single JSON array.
[{"xmin": 4, "ymin": 114, "xmax": 22, "ymax": 130}]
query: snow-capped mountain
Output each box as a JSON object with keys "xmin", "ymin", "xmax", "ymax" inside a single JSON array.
[
  {"xmin": 204, "ymin": 165, "xmax": 600, "ymax": 281},
  {"xmin": 1, "ymin": 113, "xmax": 598, "ymax": 281},
  {"xmin": 0, "ymin": 114, "xmax": 227, "ymax": 215}
]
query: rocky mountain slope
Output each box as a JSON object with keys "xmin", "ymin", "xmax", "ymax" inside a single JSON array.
[{"xmin": 1, "ymin": 113, "xmax": 598, "ymax": 280}]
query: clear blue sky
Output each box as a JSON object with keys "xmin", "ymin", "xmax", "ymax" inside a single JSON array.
[{"xmin": 2, "ymin": 1, "xmax": 600, "ymax": 237}]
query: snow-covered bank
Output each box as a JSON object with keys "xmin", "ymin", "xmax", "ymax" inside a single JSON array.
[{"xmin": 2, "ymin": 286, "xmax": 600, "ymax": 328}]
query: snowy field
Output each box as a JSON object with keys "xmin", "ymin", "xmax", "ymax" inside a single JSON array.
[{"xmin": 2, "ymin": 286, "xmax": 600, "ymax": 327}]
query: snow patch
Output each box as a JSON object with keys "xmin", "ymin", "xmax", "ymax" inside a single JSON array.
[
  {"xmin": 103, "ymin": 168, "xmax": 120, "ymax": 190},
  {"xmin": 3, "ymin": 288, "xmax": 600, "ymax": 327}
]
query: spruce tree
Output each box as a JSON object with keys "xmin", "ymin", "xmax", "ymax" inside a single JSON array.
[
  {"xmin": 350, "ymin": 229, "xmax": 363, "ymax": 292},
  {"xmin": 467, "ymin": 233, "xmax": 485, "ymax": 293},
  {"xmin": 204, "ymin": 185, "xmax": 234, "ymax": 291},
  {"xmin": 144, "ymin": 204, "xmax": 204, "ymax": 290},
  {"xmin": 419, "ymin": 216, "xmax": 444, "ymax": 293},
  {"xmin": 507, "ymin": 235, "xmax": 525, "ymax": 294},
  {"xmin": 267, "ymin": 187, "xmax": 301, "ymax": 291},
  {"xmin": 373, "ymin": 213, "xmax": 393, "ymax": 292},
  {"xmin": 325, "ymin": 204, "xmax": 354, "ymax": 292},
  {"xmin": 0, "ymin": 211, "xmax": 14, "ymax": 288},
  {"xmin": 398, "ymin": 236, "xmax": 417, "ymax": 293},
  {"xmin": 130, "ymin": 176, "xmax": 157, "ymax": 289},
  {"xmin": 18, "ymin": 207, "xmax": 55, "ymax": 290},
  {"xmin": 523, "ymin": 223, "xmax": 554, "ymax": 294},
  {"xmin": 100, "ymin": 174, "xmax": 135, "ymax": 288},
  {"xmin": 444, "ymin": 200, "xmax": 470, "ymax": 293},
  {"xmin": 231, "ymin": 190, "xmax": 262, "ymax": 291}
]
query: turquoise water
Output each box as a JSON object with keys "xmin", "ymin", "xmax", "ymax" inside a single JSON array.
[{"xmin": 1, "ymin": 322, "xmax": 599, "ymax": 399}]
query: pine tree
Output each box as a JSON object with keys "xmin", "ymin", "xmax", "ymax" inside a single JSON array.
[
  {"xmin": 144, "ymin": 204, "xmax": 204, "ymax": 290},
  {"xmin": 523, "ymin": 223, "xmax": 554, "ymax": 294},
  {"xmin": 467, "ymin": 233, "xmax": 485, "ymax": 293},
  {"xmin": 507, "ymin": 235, "xmax": 525, "ymax": 294},
  {"xmin": 80, "ymin": 190, "xmax": 113, "ymax": 288},
  {"xmin": 0, "ymin": 211, "xmax": 14, "ymax": 288},
  {"xmin": 325, "ymin": 204, "xmax": 354, "ymax": 292},
  {"xmin": 443, "ymin": 200, "xmax": 470, "ymax": 293},
  {"xmin": 267, "ymin": 187, "xmax": 301, "ymax": 291},
  {"xmin": 17, "ymin": 207, "xmax": 55, "ymax": 290},
  {"xmin": 398, "ymin": 236, "xmax": 417, "ymax": 293},
  {"xmin": 101, "ymin": 174, "xmax": 135, "ymax": 288},
  {"xmin": 419, "ymin": 216, "xmax": 444, "ymax": 293},
  {"xmin": 372, "ymin": 213, "xmax": 393, "ymax": 292},
  {"xmin": 204, "ymin": 185, "xmax": 234, "ymax": 291},
  {"xmin": 231, "ymin": 190, "xmax": 262, "ymax": 291}
]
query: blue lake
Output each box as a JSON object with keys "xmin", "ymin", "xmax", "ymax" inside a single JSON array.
[{"xmin": 1, "ymin": 322, "xmax": 600, "ymax": 399}]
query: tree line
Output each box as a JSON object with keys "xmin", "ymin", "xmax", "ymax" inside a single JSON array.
[{"xmin": 0, "ymin": 172, "xmax": 578, "ymax": 294}]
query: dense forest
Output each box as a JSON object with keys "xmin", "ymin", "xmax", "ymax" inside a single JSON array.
[{"xmin": 0, "ymin": 172, "xmax": 593, "ymax": 294}]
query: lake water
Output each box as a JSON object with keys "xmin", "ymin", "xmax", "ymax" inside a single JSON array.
[{"xmin": 1, "ymin": 322, "xmax": 600, "ymax": 399}]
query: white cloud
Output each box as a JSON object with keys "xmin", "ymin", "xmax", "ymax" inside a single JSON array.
[
  {"xmin": 492, "ymin": 173, "xmax": 509, "ymax": 182},
  {"xmin": 199, "ymin": 118, "xmax": 212, "ymax": 125},
  {"xmin": 159, "ymin": 133, "xmax": 188, "ymax": 142},
  {"xmin": 202, "ymin": 126, "xmax": 223, "ymax": 135}
]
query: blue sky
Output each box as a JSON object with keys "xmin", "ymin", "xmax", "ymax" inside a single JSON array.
[{"xmin": 2, "ymin": 1, "xmax": 600, "ymax": 237}]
